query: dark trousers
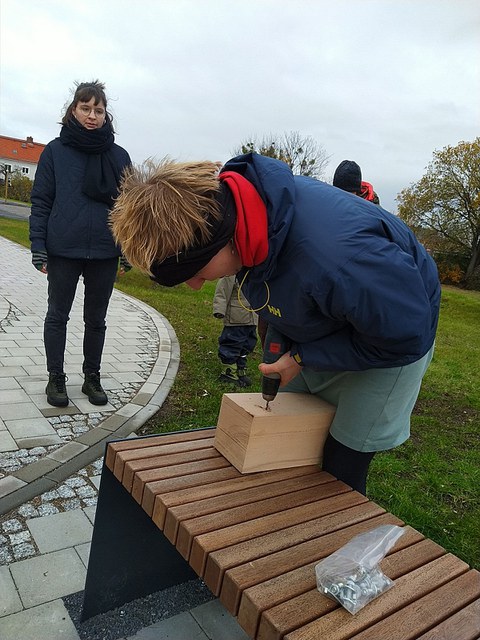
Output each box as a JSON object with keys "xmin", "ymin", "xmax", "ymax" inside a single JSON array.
[
  {"xmin": 322, "ymin": 433, "xmax": 376, "ymax": 496},
  {"xmin": 44, "ymin": 255, "xmax": 118, "ymax": 374},
  {"xmin": 218, "ymin": 325, "xmax": 257, "ymax": 367}
]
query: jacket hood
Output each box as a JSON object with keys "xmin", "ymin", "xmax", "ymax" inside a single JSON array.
[{"xmin": 221, "ymin": 153, "xmax": 296, "ymax": 280}]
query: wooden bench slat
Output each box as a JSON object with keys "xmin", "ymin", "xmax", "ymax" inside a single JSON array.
[
  {"xmin": 282, "ymin": 553, "xmax": 470, "ymax": 640},
  {"xmin": 238, "ymin": 524, "xmax": 424, "ymax": 638},
  {"xmin": 203, "ymin": 500, "xmax": 380, "ymax": 596},
  {"xmin": 164, "ymin": 472, "xmax": 335, "ymax": 545},
  {"xmin": 252, "ymin": 537, "xmax": 445, "ymax": 640},
  {"xmin": 190, "ymin": 491, "xmax": 370, "ymax": 580},
  {"xmin": 220, "ymin": 512, "xmax": 403, "ymax": 616},
  {"xmin": 131, "ymin": 457, "xmax": 233, "ymax": 505},
  {"xmin": 244, "ymin": 562, "xmax": 338, "ymax": 640},
  {"xmin": 143, "ymin": 466, "xmax": 241, "ymax": 517},
  {"xmin": 122, "ymin": 446, "xmax": 221, "ymax": 491},
  {"xmin": 415, "ymin": 597, "xmax": 480, "ymax": 640},
  {"xmin": 115, "ymin": 436, "xmax": 215, "ymax": 466},
  {"xmin": 337, "ymin": 567, "xmax": 480, "ymax": 640},
  {"xmin": 132, "ymin": 454, "xmax": 231, "ymax": 491},
  {"xmin": 114, "ymin": 437, "xmax": 216, "ymax": 483},
  {"xmin": 152, "ymin": 466, "xmax": 323, "ymax": 530},
  {"xmin": 177, "ymin": 480, "xmax": 351, "ymax": 562},
  {"xmin": 104, "ymin": 429, "xmax": 214, "ymax": 470}
]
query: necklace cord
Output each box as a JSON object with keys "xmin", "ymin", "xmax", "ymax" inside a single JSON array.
[{"xmin": 237, "ymin": 270, "xmax": 270, "ymax": 313}]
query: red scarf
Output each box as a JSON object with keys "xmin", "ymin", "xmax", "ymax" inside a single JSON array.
[
  {"xmin": 218, "ymin": 171, "xmax": 268, "ymax": 266},
  {"xmin": 359, "ymin": 181, "xmax": 375, "ymax": 201}
]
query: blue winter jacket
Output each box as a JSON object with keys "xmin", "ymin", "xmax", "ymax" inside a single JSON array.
[
  {"xmin": 30, "ymin": 138, "xmax": 131, "ymax": 259},
  {"xmin": 222, "ymin": 154, "xmax": 441, "ymax": 371}
]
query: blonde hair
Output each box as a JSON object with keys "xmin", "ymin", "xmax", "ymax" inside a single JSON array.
[{"xmin": 110, "ymin": 158, "xmax": 221, "ymax": 274}]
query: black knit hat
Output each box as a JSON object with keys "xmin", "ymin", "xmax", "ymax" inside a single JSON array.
[{"xmin": 333, "ymin": 160, "xmax": 362, "ymax": 193}]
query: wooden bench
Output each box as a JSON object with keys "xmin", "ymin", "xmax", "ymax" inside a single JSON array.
[{"xmin": 82, "ymin": 429, "xmax": 480, "ymax": 639}]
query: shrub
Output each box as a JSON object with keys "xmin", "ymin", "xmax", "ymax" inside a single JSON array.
[
  {"xmin": 432, "ymin": 251, "xmax": 468, "ymax": 286},
  {"xmin": 1, "ymin": 173, "xmax": 33, "ymax": 203}
]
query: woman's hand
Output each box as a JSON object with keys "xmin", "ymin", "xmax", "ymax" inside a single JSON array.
[
  {"xmin": 119, "ymin": 255, "xmax": 132, "ymax": 277},
  {"xmin": 32, "ymin": 251, "xmax": 48, "ymax": 274},
  {"xmin": 258, "ymin": 352, "xmax": 302, "ymax": 388}
]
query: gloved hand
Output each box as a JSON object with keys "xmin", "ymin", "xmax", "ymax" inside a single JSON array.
[
  {"xmin": 32, "ymin": 251, "xmax": 48, "ymax": 273},
  {"xmin": 119, "ymin": 255, "xmax": 132, "ymax": 274},
  {"xmin": 213, "ymin": 313, "xmax": 224, "ymax": 319}
]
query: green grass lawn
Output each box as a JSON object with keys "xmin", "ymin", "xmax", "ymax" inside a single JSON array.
[{"xmin": 1, "ymin": 217, "xmax": 478, "ymax": 569}]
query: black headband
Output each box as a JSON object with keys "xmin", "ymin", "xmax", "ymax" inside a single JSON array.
[{"xmin": 150, "ymin": 183, "xmax": 236, "ymax": 287}]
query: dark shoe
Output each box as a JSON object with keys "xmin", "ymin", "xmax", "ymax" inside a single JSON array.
[
  {"xmin": 46, "ymin": 373, "xmax": 69, "ymax": 407},
  {"xmin": 218, "ymin": 367, "xmax": 239, "ymax": 385},
  {"xmin": 82, "ymin": 372, "xmax": 108, "ymax": 405},
  {"xmin": 236, "ymin": 368, "xmax": 252, "ymax": 387}
]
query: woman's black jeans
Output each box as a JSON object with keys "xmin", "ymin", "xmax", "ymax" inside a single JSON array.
[{"xmin": 44, "ymin": 255, "xmax": 118, "ymax": 375}]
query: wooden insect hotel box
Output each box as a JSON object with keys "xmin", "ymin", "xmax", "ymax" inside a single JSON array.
[{"xmin": 214, "ymin": 392, "xmax": 335, "ymax": 473}]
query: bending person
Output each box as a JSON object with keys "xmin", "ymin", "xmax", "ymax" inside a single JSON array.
[{"xmin": 110, "ymin": 154, "xmax": 440, "ymax": 495}]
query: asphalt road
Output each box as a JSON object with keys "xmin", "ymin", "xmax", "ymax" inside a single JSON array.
[{"xmin": 0, "ymin": 201, "xmax": 31, "ymax": 220}]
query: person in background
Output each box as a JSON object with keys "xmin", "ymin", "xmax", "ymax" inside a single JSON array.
[
  {"xmin": 333, "ymin": 160, "xmax": 380, "ymax": 204},
  {"xmin": 109, "ymin": 153, "xmax": 440, "ymax": 495},
  {"xmin": 30, "ymin": 80, "xmax": 131, "ymax": 408},
  {"xmin": 213, "ymin": 275, "xmax": 257, "ymax": 387}
]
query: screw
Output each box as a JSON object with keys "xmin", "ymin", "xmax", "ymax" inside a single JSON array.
[
  {"xmin": 325, "ymin": 583, "xmax": 340, "ymax": 596},
  {"xmin": 341, "ymin": 583, "xmax": 359, "ymax": 600},
  {"xmin": 341, "ymin": 595, "xmax": 358, "ymax": 612},
  {"xmin": 321, "ymin": 569, "xmax": 391, "ymax": 612}
]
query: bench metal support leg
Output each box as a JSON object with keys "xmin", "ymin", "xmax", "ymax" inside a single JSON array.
[{"xmin": 81, "ymin": 463, "xmax": 197, "ymax": 621}]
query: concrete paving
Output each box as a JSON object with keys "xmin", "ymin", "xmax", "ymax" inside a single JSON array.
[{"xmin": 0, "ymin": 236, "xmax": 248, "ymax": 639}]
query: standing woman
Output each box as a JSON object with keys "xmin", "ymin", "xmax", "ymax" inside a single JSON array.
[{"xmin": 30, "ymin": 80, "xmax": 131, "ymax": 407}]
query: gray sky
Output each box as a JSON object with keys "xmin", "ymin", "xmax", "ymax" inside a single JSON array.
[{"xmin": 1, "ymin": 0, "xmax": 479, "ymax": 212}]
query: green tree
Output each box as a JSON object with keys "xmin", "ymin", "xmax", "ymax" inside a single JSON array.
[
  {"xmin": 397, "ymin": 138, "xmax": 480, "ymax": 283},
  {"xmin": 9, "ymin": 173, "xmax": 33, "ymax": 203},
  {"xmin": 234, "ymin": 131, "xmax": 330, "ymax": 179}
]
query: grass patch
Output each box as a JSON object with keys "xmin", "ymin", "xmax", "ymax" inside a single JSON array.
[
  {"xmin": 116, "ymin": 270, "xmax": 263, "ymax": 431},
  {"xmin": 1, "ymin": 218, "xmax": 478, "ymax": 569},
  {"xmin": 0, "ymin": 216, "xmax": 31, "ymax": 247}
]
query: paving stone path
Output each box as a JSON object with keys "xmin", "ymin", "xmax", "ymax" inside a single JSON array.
[{"xmin": 0, "ymin": 235, "xmax": 248, "ymax": 640}]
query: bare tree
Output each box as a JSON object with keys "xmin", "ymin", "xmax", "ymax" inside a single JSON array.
[{"xmin": 233, "ymin": 131, "xmax": 330, "ymax": 179}]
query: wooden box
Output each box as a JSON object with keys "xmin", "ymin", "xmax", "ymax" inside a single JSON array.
[{"xmin": 214, "ymin": 392, "xmax": 335, "ymax": 473}]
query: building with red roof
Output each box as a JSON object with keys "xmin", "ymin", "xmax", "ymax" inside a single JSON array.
[{"xmin": 0, "ymin": 135, "xmax": 46, "ymax": 181}]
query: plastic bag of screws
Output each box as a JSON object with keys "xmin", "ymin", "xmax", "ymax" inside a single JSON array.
[{"xmin": 315, "ymin": 525, "xmax": 405, "ymax": 614}]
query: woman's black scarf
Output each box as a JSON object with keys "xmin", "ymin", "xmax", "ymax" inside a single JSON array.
[{"xmin": 60, "ymin": 117, "xmax": 121, "ymax": 205}]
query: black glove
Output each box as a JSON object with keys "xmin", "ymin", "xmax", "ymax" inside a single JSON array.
[
  {"xmin": 32, "ymin": 251, "xmax": 48, "ymax": 272},
  {"xmin": 119, "ymin": 255, "xmax": 132, "ymax": 273},
  {"xmin": 213, "ymin": 313, "xmax": 224, "ymax": 319}
]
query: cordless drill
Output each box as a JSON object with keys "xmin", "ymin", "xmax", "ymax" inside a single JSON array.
[{"xmin": 261, "ymin": 325, "xmax": 290, "ymax": 410}]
